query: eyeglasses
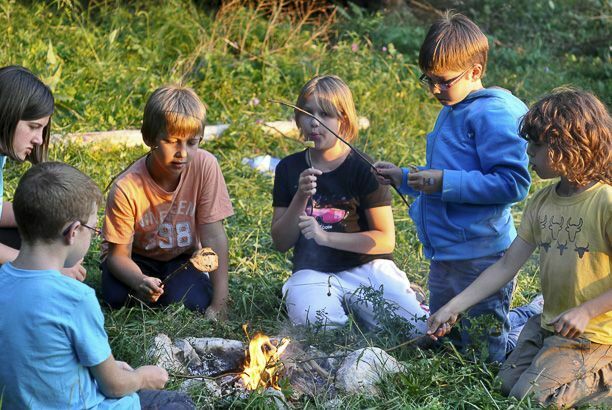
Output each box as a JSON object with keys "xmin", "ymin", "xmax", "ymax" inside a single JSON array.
[
  {"xmin": 62, "ymin": 222, "xmax": 102, "ymax": 238},
  {"xmin": 419, "ymin": 67, "xmax": 472, "ymax": 90}
]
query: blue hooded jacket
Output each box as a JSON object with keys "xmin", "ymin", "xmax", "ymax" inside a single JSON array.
[{"xmin": 400, "ymin": 88, "xmax": 531, "ymax": 261}]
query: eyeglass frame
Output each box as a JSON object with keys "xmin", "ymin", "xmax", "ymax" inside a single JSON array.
[
  {"xmin": 419, "ymin": 66, "xmax": 473, "ymax": 91},
  {"xmin": 61, "ymin": 221, "xmax": 102, "ymax": 238}
]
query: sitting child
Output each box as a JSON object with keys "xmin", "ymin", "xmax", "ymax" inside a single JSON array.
[
  {"xmin": 271, "ymin": 75, "xmax": 428, "ymax": 335},
  {"xmin": 0, "ymin": 162, "xmax": 194, "ymax": 409},
  {"xmin": 428, "ymin": 88, "xmax": 611, "ymax": 408},
  {"xmin": 101, "ymin": 86, "xmax": 234, "ymax": 319}
]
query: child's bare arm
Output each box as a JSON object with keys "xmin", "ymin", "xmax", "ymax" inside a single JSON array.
[
  {"xmin": 427, "ymin": 236, "xmax": 536, "ymax": 339},
  {"xmin": 90, "ymin": 354, "xmax": 168, "ymax": 398},
  {"xmin": 198, "ymin": 221, "xmax": 229, "ymax": 320},
  {"xmin": 298, "ymin": 205, "xmax": 395, "ymax": 254},
  {"xmin": 106, "ymin": 243, "xmax": 163, "ymax": 302},
  {"xmin": 271, "ymin": 167, "xmax": 322, "ymax": 252},
  {"xmin": 548, "ymin": 289, "xmax": 612, "ymax": 339}
]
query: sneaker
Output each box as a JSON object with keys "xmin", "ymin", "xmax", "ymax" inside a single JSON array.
[
  {"xmin": 409, "ymin": 282, "xmax": 427, "ymax": 305},
  {"xmin": 526, "ymin": 294, "xmax": 544, "ymax": 315}
]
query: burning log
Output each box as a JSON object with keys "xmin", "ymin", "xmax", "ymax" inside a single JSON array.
[{"xmin": 240, "ymin": 326, "xmax": 290, "ymax": 391}]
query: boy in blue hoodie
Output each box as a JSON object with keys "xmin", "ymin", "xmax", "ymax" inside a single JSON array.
[{"xmin": 375, "ymin": 11, "xmax": 531, "ymax": 362}]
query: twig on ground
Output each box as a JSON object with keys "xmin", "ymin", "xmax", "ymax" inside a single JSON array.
[{"xmin": 384, "ymin": 335, "xmax": 428, "ymax": 353}]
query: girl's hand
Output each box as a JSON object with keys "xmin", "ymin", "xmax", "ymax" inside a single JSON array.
[
  {"xmin": 298, "ymin": 168, "xmax": 322, "ymax": 199},
  {"xmin": 373, "ymin": 161, "xmax": 402, "ymax": 187},
  {"xmin": 136, "ymin": 276, "xmax": 164, "ymax": 303},
  {"xmin": 426, "ymin": 306, "xmax": 460, "ymax": 341},
  {"xmin": 408, "ymin": 169, "xmax": 443, "ymax": 194},
  {"xmin": 547, "ymin": 306, "xmax": 591, "ymax": 339},
  {"xmin": 298, "ymin": 215, "xmax": 328, "ymax": 245}
]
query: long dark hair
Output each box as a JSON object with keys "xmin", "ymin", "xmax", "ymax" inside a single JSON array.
[{"xmin": 0, "ymin": 66, "xmax": 54, "ymax": 163}]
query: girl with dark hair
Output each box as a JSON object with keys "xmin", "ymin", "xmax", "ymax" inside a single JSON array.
[{"xmin": 0, "ymin": 65, "xmax": 86, "ymax": 280}]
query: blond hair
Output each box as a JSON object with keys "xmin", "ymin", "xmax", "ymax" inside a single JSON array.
[
  {"xmin": 14, "ymin": 162, "xmax": 103, "ymax": 243},
  {"xmin": 419, "ymin": 11, "xmax": 489, "ymax": 75},
  {"xmin": 141, "ymin": 85, "xmax": 206, "ymax": 147},
  {"xmin": 520, "ymin": 87, "xmax": 611, "ymax": 186},
  {"xmin": 295, "ymin": 75, "xmax": 359, "ymax": 143}
]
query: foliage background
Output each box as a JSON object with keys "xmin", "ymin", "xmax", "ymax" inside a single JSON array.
[{"xmin": 0, "ymin": 0, "xmax": 609, "ymax": 407}]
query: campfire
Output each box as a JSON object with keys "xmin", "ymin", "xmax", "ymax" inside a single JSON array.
[
  {"xmin": 149, "ymin": 330, "xmax": 407, "ymax": 406},
  {"xmin": 240, "ymin": 325, "xmax": 290, "ymax": 390}
]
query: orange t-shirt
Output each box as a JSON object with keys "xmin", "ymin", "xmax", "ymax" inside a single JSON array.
[{"xmin": 103, "ymin": 149, "xmax": 234, "ymax": 261}]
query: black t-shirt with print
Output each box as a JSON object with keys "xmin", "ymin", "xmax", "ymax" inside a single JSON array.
[{"xmin": 272, "ymin": 149, "xmax": 393, "ymax": 273}]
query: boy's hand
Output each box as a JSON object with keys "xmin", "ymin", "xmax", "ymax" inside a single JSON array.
[
  {"xmin": 426, "ymin": 307, "xmax": 460, "ymax": 341},
  {"xmin": 373, "ymin": 161, "xmax": 402, "ymax": 187},
  {"xmin": 547, "ymin": 306, "xmax": 591, "ymax": 339},
  {"xmin": 205, "ymin": 301, "xmax": 228, "ymax": 321},
  {"xmin": 298, "ymin": 168, "xmax": 322, "ymax": 199},
  {"xmin": 298, "ymin": 215, "xmax": 327, "ymax": 245},
  {"xmin": 60, "ymin": 258, "xmax": 87, "ymax": 282},
  {"xmin": 408, "ymin": 169, "xmax": 443, "ymax": 194},
  {"xmin": 135, "ymin": 365, "xmax": 168, "ymax": 390},
  {"xmin": 136, "ymin": 276, "xmax": 164, "ymax": 303}
]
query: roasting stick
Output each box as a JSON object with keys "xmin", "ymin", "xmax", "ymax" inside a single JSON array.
[{"xmin": 269, "ymin": 99, "xmax": 410, "ymax": 208}]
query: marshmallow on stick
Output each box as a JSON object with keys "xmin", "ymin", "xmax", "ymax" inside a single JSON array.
[{"xmin": 161, "ymin": 247, "xmax": 218, "ymax": 285}]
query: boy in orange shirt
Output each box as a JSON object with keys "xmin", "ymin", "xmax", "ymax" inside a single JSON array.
[{"xmin": 102, "ymin": 86, "xmax": 234, "ymax": 319}]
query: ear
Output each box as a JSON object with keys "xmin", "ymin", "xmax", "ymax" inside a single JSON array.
[
  {"xmin": 63, "ymin": 221, "xmax": 79, "ymax": 245},
  {"xmin": 470, "ymin": 64, "xmax": 484, "ymax": 81}
]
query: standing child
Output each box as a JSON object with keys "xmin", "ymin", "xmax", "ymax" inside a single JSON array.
[
  {"xmin": 375, "ymin": 12, "xmax": 532, "ymax": 362},
  {"xmin": 272, "ymin": 75, "xmax": 428, "ymax": 335},
  {"xmin": 0, "ymin": 162, "xmax": 194, "ymax": 409},
  {"xmin": 102, "ymin": 86, "xmax": 234, "ymax": 319},
  {"xmin": 427, "ymin": 87, "xmax": 611, "ymax": 408},
  {"xmin": 0, "ymin": 65, "xmax": 85, "ymax": 279}
]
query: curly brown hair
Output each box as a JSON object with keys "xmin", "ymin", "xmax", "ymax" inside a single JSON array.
[{"xmin": 520, "ymin": 87, "xmax": 611, "ymax": 186}]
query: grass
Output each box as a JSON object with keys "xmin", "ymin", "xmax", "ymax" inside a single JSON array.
[{"xmin": 1, "ymin": 0, "xmax": 609, "ymax": 408}]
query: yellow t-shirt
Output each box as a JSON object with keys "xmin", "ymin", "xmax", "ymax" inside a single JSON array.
[{"xmin": 518, "ymin": 182, "xmax": 611, "ymax": 344}]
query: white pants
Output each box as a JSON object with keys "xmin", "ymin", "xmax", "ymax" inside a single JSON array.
[{"xmin": 282, "ymin": 259, "xmax": 429, "ymax": 336}]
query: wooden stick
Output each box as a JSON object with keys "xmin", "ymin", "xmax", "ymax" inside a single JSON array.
[{"xmin": 384, "ymin": 335, "xmax": 427, "ymax": 353}]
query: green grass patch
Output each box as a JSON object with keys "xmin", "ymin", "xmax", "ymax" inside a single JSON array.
[{"xmin": 1, "ymin": 0, "xmax": 608, "ymax": 408}]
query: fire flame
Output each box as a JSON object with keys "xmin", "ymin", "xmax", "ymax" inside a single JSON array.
[{"xmin": 241, "ymin": 326, "xmax": 290, "ymax": 390}]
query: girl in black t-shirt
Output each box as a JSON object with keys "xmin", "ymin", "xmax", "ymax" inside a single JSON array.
[{"xmin": 271, "ymin": 75, "xmax": 428, "ymax": 335}]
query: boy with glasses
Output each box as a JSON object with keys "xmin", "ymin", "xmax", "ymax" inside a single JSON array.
[
  {"xmin": 0, "ymin": 162, "xmax": 194, "ymax": 409},
  {"xmin": 375, "ymin": 11, "xmax": 532, "ymax": 362}
]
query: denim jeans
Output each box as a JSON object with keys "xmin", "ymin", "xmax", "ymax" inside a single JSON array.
[
  {"xmin": 429, "ymin": 252, "xmax": 512, "ymax": 363},
  {"xmin": 507, "ymin": 297, "xmax": 543, "ymax": 353}
]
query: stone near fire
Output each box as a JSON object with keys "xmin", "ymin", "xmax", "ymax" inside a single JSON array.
[
  {"xmin": 185, "ymin": 337, "xmax": 245, "ymax": 376},
  {"xmin": 334, "ymin": 347, "xmax": 404, "ymax": 395},
  {"xmin": 148, "ymin": 333, "xmax": 187, "ymax": 373},
  {"xmin": 179, "ymin": 378, "xmax": 222, "ymax": 397},
  {"xmin": 174, "ymin": 338, "xmax": 202, "ymax": 369}
]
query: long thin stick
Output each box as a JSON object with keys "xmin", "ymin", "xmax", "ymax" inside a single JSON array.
[
  {"xmin": 161, "ymin": 262, "xmax": 190, "ymax": 285},
  {"xmin": 268, "ymin": 99, "xmax": 410, "ymax": 208}
]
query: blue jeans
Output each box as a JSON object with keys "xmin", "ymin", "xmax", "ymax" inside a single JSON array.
[
  {"xmin": 101, "ymin": 253, "xmax": 213, "ymax": 313},
  {"xmin": 507, "ymin": 297, "xmax": 543, "ymax": 353},
  {"xmin": 429, "ymin": 252, "xmax": 512, "ymax": 363}
]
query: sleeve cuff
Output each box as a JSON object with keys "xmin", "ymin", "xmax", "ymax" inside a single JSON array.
[
  {"xmin": 399, "ymin": 167, "xmax": 411, "ymax": 194},
  {"xmin": 441, "ymin": 169, "xmax": 462, "ymax": 202}
]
